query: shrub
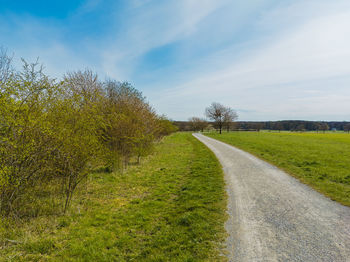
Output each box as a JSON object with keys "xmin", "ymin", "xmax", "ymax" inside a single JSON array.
[{"xmin": 0, "ymin": 54, "xmax": 177, "ymax": 217}]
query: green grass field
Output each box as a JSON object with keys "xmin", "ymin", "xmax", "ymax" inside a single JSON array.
[
  {"xmin": 206, "ymin": 131, "xmax": 350, "ymax": 206},
  {"xmin": 1, "ymin": 133, "xmax": 227, "ymax": 261}
]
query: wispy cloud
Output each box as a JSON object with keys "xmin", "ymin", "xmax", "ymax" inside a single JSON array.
[
  {"xmin": 1, "ymin": 0, "xmax": 350, "ymax": 120},
  {"xmin": 149, "ymin": 0, "xmax": 350, "ymax": 120},
  {"xmin": 100, "ymin": 0, "xmax": 228, "ymax": 79}
]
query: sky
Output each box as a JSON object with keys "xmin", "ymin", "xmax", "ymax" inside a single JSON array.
[{"xmin": 1, "ymin": 0, "xmax": 350, "ymax": 121}]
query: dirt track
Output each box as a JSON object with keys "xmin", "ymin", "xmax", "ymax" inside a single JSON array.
[{"xmin": 193, "ymin": 133, "xmax": 350, "ymax": 262}]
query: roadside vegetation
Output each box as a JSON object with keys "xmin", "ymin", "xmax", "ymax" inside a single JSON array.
[
  {"xmin": 0, "ymin": 49, "xmax": 176, "ymax": 218},
  {"xmin": 206, "ymin": 131, "xmax": 350, "ymax": 206},
  {"xmin": 1, "ymin": 133, "xmax": 227, "ymax": 261}
]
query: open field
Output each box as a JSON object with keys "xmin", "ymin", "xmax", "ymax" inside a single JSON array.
[
  {"xmin": 1, "ymin": 133, "xmax": 226, "ymax": 261},
  {"xmin": 205, "ymin": 132, "xmax": 350, "ymax": 206}
]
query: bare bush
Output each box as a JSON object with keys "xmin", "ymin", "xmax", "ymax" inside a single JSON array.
[
  {"xmin": 188, "ymin": 117, "xmax": 208, "ymax": 132},
  {"xmin": 0, "ymin": 47, "xmax": 14, "ymax": 86}
]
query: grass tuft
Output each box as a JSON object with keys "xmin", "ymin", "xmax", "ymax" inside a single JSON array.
[{"xmin": 1, "ymin": 133, "xmax": 227, "ymax": 261}]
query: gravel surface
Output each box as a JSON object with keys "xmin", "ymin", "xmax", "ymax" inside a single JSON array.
[{"xmin": 193, "ymin": 133, "xmax": 350, "ymax": 262}]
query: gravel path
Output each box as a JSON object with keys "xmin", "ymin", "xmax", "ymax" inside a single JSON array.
[{"xmin": 193, "ymin": 133, "xmax": 350, "ymax": 262}]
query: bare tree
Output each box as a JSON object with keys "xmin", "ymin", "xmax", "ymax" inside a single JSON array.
[
  {"xmin": 0, "ymin": 47, "xmax": 14, "ymax": 86},
  {"xmin": 273, "ymin": 122, "xmax": 284, "ymax": 132},
  {"xmin": 344, "ymin": 123, "xmax": 350, "ymax": 133},
  {"xmin": 188, "ymin": 117, "xmax": 208, "ymax": 132},
  {"xmin": 64, "ymin": 69, "xmax": 103, "ymax": 104},
  {"xmin": 197, "ymin": 118, "xmax": 208, "ymax": 132},
  {"xmin": 319, "ymin": 122, "xmax": 329, "ymax": 133},
  {"xmin": 205, "ymin": 103, "xmax": 225, "ymax": 134},
  {"xmin": 223, "ymin": 108, "xmax": 238, "ymax": 132},
  {"xmin": 205, "ymin": 102, "xmax": 238, "ymax": 134},
  {"xmin": 314, "ymin": 122, "xmax": 321, "ymax": 133}
]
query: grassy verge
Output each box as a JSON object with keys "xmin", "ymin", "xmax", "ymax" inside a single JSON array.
[
  {"xmin": 1, "ymin": 133, "xmax": 227, "ymax": 261},
  {"xmin": 206, "ymin": 132, "xmax": 350, "ymax": 206}
]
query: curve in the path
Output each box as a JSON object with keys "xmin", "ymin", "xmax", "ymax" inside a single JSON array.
[{"xmin": 193, "ymin": 133, "xmax": 350, "ymax": 262}]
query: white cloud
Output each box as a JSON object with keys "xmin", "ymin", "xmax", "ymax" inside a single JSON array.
[
  {"xmin": 100, "ymin": 0, "xmax": 228, "ymax": 79},
  {"xmin": 152, "ymin": 0, "xmax": 350, "ymax": 120},
  {"xmin": 2, "ymin": 0, "xmax": 350, "ymax": 121}
]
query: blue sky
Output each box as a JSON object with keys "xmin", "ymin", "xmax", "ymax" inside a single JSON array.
[{"xmin": 1, "ymin": 0, "xmax": 350, "ymax": 121}]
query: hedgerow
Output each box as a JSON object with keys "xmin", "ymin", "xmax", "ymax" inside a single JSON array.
[{"xmin": 0, "ymin": 52, "xmax": 177, "ymax": 217}]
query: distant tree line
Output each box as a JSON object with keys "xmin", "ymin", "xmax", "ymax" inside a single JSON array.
[
  {"xmin": 175, "ymin": 120, "xmax": 350, "ymax": 132},
  {"xmin": 0, "ymin": 48, "xmax": 177, "ymax": 216},
  {"xmin": 173, "ymin": 117, "xmax": 350, "ymax": 133},
  {"xmin": 237, "ymin": 121, "xmax": 350, "ymax": 132}
]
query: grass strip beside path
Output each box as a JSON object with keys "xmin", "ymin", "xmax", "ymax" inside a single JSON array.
[
  {"xmin": 1, "ymin": 133, "xmax": 227, "ymax": 261},
  {"xmin": 206, "ymin": 132, "xmax": 350, "ymax": 206}
]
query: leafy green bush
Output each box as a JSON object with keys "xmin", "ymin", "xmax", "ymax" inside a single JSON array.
[{"xmin": 0, "ymin": 54, "xmax": 177, "ymax": 217}]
